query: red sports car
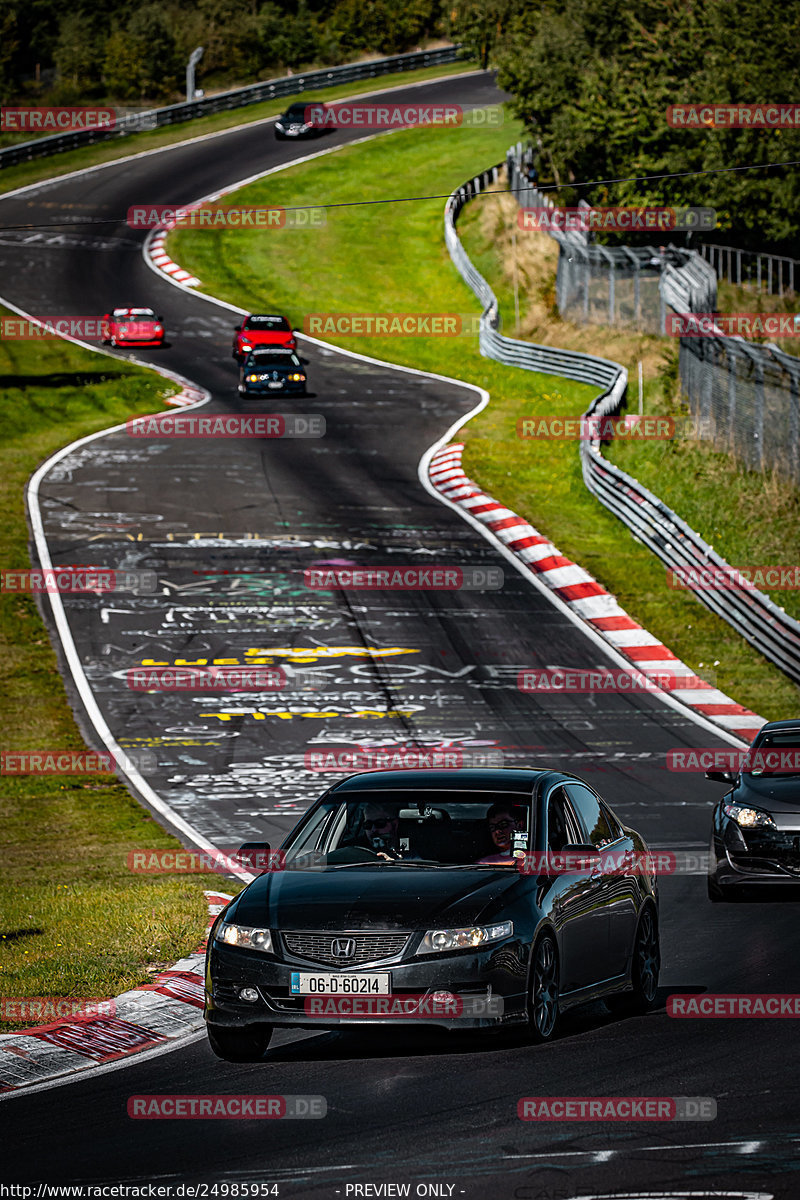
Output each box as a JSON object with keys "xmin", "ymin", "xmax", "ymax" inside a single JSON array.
[
  {"xmin": 101, "ymin": 307, "xmax": 165, "ymax": 347},
  {"xmin": 232, "ymin": 314, "xmax": 296, "ymax": 359}
]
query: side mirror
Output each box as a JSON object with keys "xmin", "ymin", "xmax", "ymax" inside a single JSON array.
[
  {"xmin": 237, "ymin": 841, "xmax": 271, "ymax": 871},
  {"xmin": 705, "ymin": 770, "xmax": 736, "ymax": 784},
  {"xmin": 233, "ymin": 324, "xmax": 242, "ymax": 331}
]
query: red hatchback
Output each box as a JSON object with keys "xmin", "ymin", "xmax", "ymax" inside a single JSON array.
[
  {"xmin": 102, "ymin": 307, "xmax": 165, "ymax": 347},
  {"xmin": 232, "ymin": 314, "xmax": 296, "ymax": 359}
]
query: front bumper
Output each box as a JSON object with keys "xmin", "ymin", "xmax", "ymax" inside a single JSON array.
[
  {"xmin": 712, "ymin": 824, "xmax": 800, "ymax": 888},
  {"xmin": 239, "ymin": 381, "xmax": 306, "ymax": 396},
  {"xmin": 116, "ymin": 336, "xmax": 164, "ymax": 346},
  {"xmin": 205, "ymin": 938, "xmax": 528, "ymax": 1032}
]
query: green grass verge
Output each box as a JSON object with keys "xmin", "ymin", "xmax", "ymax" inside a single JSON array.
[
  {"xmin": 168, "ymin": 120, "xmax": 799, "ymax": 722},
  {"xmin": 0, "ymin": 61, "xmax": 476, "ymax": 197},
  {"xmin": 0, "ymin": 321, "xmax": 239, "ymax": 1031}
]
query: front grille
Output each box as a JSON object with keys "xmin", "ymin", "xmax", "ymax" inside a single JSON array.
[
  {"xmin": 736, "ymin": 830, "xmax": 800, "ymax": 875},
  {"xmin": 281, "ymin": 931, "xmax": 410, "ymax": 966}
]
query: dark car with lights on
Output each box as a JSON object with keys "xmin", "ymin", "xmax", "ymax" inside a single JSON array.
[
  {"xmin": 204, "ymin": 768, "xmax": 660, "ymax": 1062},
  {"xmin": 274, "ymin": 101, "xmax": 332, "ymax": 139},
  {"xmin": 238, "ymin": 348, "xmax": 307, "ymax": 397},
  {"xmin": 707, "ymin": 719, "xmax": 800, "ymax": 900}
]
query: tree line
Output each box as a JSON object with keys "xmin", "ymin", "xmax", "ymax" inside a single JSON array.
[
  {"xmin": 453, "ymin": 0, "xmax": 800, "ymax": 253},
  {"xmin": 4, "ymin": 0, "xmax": 797, "ymax": 252},
  {"xmin": 0, "ymin": 0, "xmax": 443, "ymax": 106}
]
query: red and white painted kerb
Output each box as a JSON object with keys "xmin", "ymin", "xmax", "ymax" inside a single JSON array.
[
  {"xmin": 164, "ymin": 375, "xmax": 207, "ymax": 407},
  {"xmin": 0, "ymin": 891, "xmax": 229, "ymax": 1094},
  {"xmin": 428, "ymin": 443, "xmax": 764, "ymax": 743},
  {"xmin": 147, "ymin": 226, "xmax": 201, "ymax": 287}
]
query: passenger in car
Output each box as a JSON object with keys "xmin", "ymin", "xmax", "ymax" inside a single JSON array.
[{"xmin": 477, "ymin": 802, "xmax": 526, "ymax": 864}]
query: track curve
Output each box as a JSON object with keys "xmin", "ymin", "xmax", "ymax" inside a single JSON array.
[{"xmin": 1, "ymin": 70, "xmax": 798, "ymax": 1200}]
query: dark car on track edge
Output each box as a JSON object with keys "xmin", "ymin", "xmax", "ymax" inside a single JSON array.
[
  {"xmin": 707, "ymin": 719, "xmax": 800, "ymax": 900},
  {"xmin": 204, "ymin": 768, "xmax": 660, "ymax": 1061}
]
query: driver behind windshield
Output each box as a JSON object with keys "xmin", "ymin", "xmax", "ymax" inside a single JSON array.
[{"xmin": 360, "ymin": 802, "xmax": 416, "ymax": 860}]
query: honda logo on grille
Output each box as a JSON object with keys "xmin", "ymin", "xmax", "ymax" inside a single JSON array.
[{"xmin": 331, "ymin": 937, "xmax": 356, "ymax": 959}]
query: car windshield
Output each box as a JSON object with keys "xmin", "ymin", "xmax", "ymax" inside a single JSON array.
[
  {"xmin": 244, "ymin": 316, "xmax": 290, "ymax": 330},
  {"xmin": 114, "ymin": 308, "xmax": 155, "ymax": 319},
  {"xmin": 284, "ymin": 105, "xmax": 310, "ymax": 119},
  {"xmin": 282, "ymin": 790, "xmax": 533, "ymax": 867},
  {"xmin": 745, "ymin": 732, "xmax": 800, "ymax": 776}
]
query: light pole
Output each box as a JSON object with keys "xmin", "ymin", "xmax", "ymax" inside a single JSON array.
[{"xmin": 186, "ymin": 47, "xmax": 204, "ymax": 103}]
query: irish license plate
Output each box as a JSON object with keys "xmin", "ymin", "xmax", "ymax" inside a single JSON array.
[{"xmin": 290, "ymin": 972, "xmax": 390, "ymax": 995}]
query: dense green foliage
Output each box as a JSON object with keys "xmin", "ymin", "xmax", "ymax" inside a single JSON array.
[
  {"xmin": 1, "ymin": 0, "xmax": 444, "ymax": 106},
  {"xmin": 450, "ymin": 0, "xmax": 800, "ymax": 251}
]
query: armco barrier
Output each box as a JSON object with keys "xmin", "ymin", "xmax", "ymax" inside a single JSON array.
[
  {"xmin": 0, "ymin": 47, "xmax": 462, "ymax": 170},
  {"xmin": 444, "ymin": 160, "xmax": 800, "ymax": 687},
  {"xmin": 444, "ymin": 167, "xmax": 626, "ymax": 397}
]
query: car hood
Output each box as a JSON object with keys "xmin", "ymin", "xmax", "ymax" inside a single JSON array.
[
  {"xmin": 730, "ymin": 774, "xmax": 800, "ymax": 817},
  {"xmin": 118, "ymin": 320, "xmax": 157, "ymax": 333},
  {"xmin": 229, "ymin": 865, "xmax": 520, "ymax": 931},
  {"xmin": 240, "ymin": 333, "xmax": 291, "ymax": 346}
]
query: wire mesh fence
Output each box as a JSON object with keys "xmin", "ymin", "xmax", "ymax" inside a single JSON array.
[{"xmin": 508, "ymin": 145, "xmax": 800, "ymax": 485}]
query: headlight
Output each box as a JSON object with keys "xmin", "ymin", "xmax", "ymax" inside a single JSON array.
[
  {"xmin": 241, "ymin": 343, "xmax": 252, "ymax": 351},
  {"xmin": 288, "ymin": 373, "xmax": 305, "ymax": 381},
  {"xmin": 246, "ymin": 374, "xmax": 258, "ymax": 382},
  {"xmin": 417, "ymin": 921, "xmax": 513, "ymax": 955},
  {"xmin": 153, "ymin": 325, "xmax": 162, "ymax": 333},
  {"xmin": 723, "ymin": 803, "xmax": 776, "ymax": 829},
  {"xmin": 215, "ymin": 922, "xmax": 272, "ymax": 953}
]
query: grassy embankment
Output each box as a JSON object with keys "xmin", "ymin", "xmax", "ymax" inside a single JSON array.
[{"xmin": 0, "ymin": 331, "xmax": 239, "ymax": 1031}]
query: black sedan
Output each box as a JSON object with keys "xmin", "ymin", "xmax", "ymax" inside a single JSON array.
[
  {"xmin": 707, "ymin": 719, "xmax": 800, "ymax": 900},
  {"xmin": 238, "ymin": 348, "xmax": 307, "ymax": 397},
  {"xmin": 204, "ymin": 768, "xmax": 660, "ymax": 1061},
  {"xmin": 274, "ymin": 102, "xmax": 332, "ymax": 139}
]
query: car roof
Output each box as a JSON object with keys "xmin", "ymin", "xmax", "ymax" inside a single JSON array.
[
  {"xmin": 328, "ymin": 768, "xmax": 575, "ymax": 794},
  {"xmin": 757, "ymin": 720, "xmax": 800, "ymax": 734}
]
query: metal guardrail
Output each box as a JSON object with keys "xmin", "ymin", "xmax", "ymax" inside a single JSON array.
[
  {"xmin": 581, "ymin": 435, "xmax": 800, "ymax": 683},
  {"xmin": 0, "ymin": 46, "xmax": 463, "ymax": 171},
  {"xmin": 445, "ymin": 157, "xmax": 800, "ymax": 687},
  {"xmin": 444, "ymin": 168, "xmax": 626, "ymax": 395},
  {"xmin": 701, "ymin": 241, "xmax": 800, "ymax": 296}
]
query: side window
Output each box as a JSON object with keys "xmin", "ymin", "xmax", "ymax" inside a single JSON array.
[
  {"xmin": 600, "ymin": 801, "xmax": 624, "ymax": 841},
  {"xmin": 546, "ymin": 787, "xmax": 583, "ymax": 851},
  {"xmin": 564, "ymin": 783, "xmax": 617, "ymax": 847},
  {"xmin": 287, "ymin": 803, "xmax": 337, "ymax": 853}
]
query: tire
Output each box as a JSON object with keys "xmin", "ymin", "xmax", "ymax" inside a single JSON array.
[
  {"xmin": 607, "ymin": 904, "xmax": 660, "ymax": 1016},
  {"xmin": 528, "ymin": 932, "xmax": 559, "ymax": 1042},
  {"xmin": 207, "ymin": 1025, "xmax": 273, "ymax": 1063}
]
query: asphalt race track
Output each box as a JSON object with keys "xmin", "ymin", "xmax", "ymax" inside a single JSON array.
[{"xmin": 1, "ymin": 70, "xmax": 799, "ymax": 1199}]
